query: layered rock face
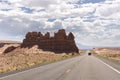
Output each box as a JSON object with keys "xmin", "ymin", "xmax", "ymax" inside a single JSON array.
[{"xmin": 21, "ymin": 29, "xmax": 79, "ymax": 53}]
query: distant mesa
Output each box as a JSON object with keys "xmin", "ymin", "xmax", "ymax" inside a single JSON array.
[{"xmin": 21, "ymin": 29, "xmax": 79, "ymax": 53}]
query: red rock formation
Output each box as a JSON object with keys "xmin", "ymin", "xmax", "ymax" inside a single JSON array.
[
  {"xmin": 4, "ymin": 46, "xmax": 17, "ymax": 53},
  {"xmin": 21, "ymin": 29, "xmax": 79, "ymax": 53}
]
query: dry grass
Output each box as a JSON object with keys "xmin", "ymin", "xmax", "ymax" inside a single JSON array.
[
  {"xmin": 0, "ymin": 45, "xmax": 81, "ymax": 73},
  {"xmin": 93, "ymin": 48, "xmax": 120, "ymax": 63}
]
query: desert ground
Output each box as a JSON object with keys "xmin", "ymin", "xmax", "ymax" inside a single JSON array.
[
  {"xmin": 0, "ymin": 43, "xmax": 82, "ymax": 73},
  {"xmin": 93, "ymin": 48, "xmax": 120, "ymax": 62}
]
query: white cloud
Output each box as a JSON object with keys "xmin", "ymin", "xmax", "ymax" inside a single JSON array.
[
  {"xmin": 95, "ymin": 0, "xmax": 120, "ymax": 17},
  {"xmin": 20, "ymin": 0, "xmax": 61, "ymax": 9},
  {"xmin": 0, "ymin": 0, "xmax": 120, "ymax": 48}
]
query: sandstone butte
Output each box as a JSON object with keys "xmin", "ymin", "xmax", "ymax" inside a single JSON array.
[{"xmin": 21, "ymin": 29, "xmax": 79, "ymax": 53}]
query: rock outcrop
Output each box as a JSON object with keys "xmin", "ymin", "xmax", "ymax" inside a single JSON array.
[
  {"xmin": 21, "ymin": 29, "xmax": 79, "ymax": 53},
  {"xmin": 0, "ymin": 44, "xmax": 20, "ymax": 54},
  {"xmin": 4, "ymin": 46, "xmax": 17, "ymax": 53}
]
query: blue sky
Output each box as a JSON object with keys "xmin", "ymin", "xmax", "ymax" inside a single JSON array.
[{"xmin": 0, "ymin": 0, "xmax": 120, "ymax": 49}]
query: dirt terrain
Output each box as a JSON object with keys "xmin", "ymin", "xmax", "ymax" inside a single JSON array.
[
  {"xmin": 0, "ymin": 45, "xmax": 81, "ymax": 73},
  {"xmin": 93, "ymin": 48, "xmax": 120, "ymax": 62}
]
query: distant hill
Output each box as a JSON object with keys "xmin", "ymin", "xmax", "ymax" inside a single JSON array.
[
  {"xmin": 0, "ymin": 40, "xmax": 21, "ymax": 48},
  {"xmin": 0, "ymin": 40, "xmax": 21, "ymax": 44},
  {"xmin": 93, "ymin": 47, "xmax": 120, "ymax": 50}
]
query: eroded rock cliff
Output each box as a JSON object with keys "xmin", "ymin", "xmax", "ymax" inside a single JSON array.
[{"xmin": 21, "ymin": 29, "xmax": 79, "ymax": 53}]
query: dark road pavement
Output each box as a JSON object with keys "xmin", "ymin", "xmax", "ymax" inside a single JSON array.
[{"xmin": 0, "ymin": 54, "xmax": 120, "ymax": 80}]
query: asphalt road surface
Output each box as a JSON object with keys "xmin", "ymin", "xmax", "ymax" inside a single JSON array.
[{"xmin": 0, "ymin": 54, "xmax": 120, "ymax": 80}]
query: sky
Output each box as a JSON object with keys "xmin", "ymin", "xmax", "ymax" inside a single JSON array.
[{"xmin": 0, "ymin": 0, "xmax": 120, "ymax": 49}]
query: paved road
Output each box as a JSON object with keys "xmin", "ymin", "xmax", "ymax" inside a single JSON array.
[{"xmin": 0, "ymin": 54, "xmax": 120, "ymax": 80}]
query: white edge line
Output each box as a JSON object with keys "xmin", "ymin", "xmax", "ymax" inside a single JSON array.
[{"xmin": 98, "ymin": 59, "xmax": 120, "ymax": 74}]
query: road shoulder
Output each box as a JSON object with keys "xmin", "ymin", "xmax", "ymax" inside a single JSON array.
[{"xmin": 94, "ymin": 55, "xmax": 120, "ymax": 73}]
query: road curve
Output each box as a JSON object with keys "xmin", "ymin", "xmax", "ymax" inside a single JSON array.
[{"xmin": 0, "ymin": 54, "xmax": 120, "ymax": 80}]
